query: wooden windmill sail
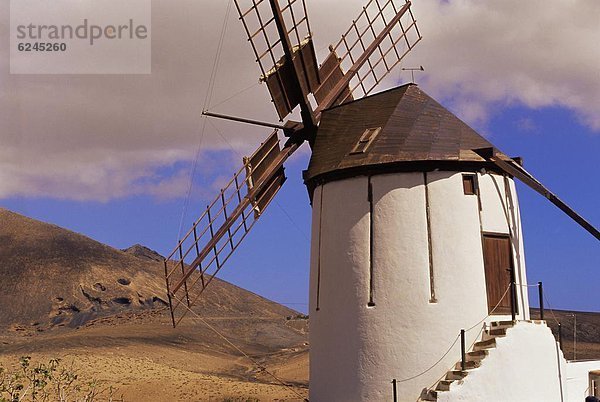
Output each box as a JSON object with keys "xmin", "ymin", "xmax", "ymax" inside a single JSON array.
[
  {"xmin": 163, "ymin": 0, "xmax": 598, "ymax": 328},
  {"xmin": 164, "ymin": 0, "xmax": 422, "ymax": 325}
]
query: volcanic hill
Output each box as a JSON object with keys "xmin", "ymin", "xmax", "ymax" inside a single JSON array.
[{"xmin": 0, "ymin": 209, "xmax": 309, "ymax": 401}]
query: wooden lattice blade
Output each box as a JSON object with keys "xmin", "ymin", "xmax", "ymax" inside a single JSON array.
[
  {"xmin": 264, "ymin": 38, "xmax": 320, "ymax": 120},
  {"xmin": 314, "ymin": 0, "xmax": 422, "ymax": 116},
  {"xmin": 235, "ymin": 0, "xmax": 317, "ymax": 122},
  {"xmin": 313, "ymin": 50, "xmax": 353, "ymax": 108},
  {"xmin": 164, "ymin": 131, "xmax": 300, "ymax": 326}
]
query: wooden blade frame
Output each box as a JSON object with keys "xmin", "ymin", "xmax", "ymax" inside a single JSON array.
[
  {"xmin": 233, "ymin": 0, "xmax": 422, "ymax": 146},
  {"xmin": 164, "ymin": 131, "xmax": 298, "ymax": 327},
  {"xmin": 234, "ymin": 0, "xmax": 318, "ymax": 125},
  {"xmin": 315, "ymin": 0, "xmax": 422, "ymax": 115},
  {"xmin": 474, "ymin": 147, "xmax": 600, "ymax": 241}
]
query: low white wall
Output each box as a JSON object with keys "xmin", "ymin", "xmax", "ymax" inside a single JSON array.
[
  {"xmin": 566, "ymin": 360, "xmax": 600, "ymax": 401},
  {"xmin": 438, "ymin": 322, "xmax": 565, "ymax": 402}
]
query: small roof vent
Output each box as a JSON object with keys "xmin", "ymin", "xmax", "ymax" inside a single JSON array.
[{"xmin": 349, "ymin": 127, "xmax": 382, "ymax": 155}]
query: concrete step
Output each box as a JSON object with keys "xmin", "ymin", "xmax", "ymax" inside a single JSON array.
[
  {"xmin": 483, "ymin": 327, "xmax": 507, "ymax": 341},
  {"xmin": 445, "ymin": 370, "xmax": 468, "ymax": 381},
  {"xmin": 423, "ymin": 324, "xmax": 503, "ymax": 401},
  {"xmin": 455, "ymin": 360, "xmax": 481, "ymax": 370},
  {"xmin": 490, "ymin": 320, "xmax": 515, "ymax": 330},
  {"xmin": 466, "ymin": 349, "xmax": 488, "ymax": 362},
  {"xmin": 435, "ymin": 380, "xmax": 453, "ymax": 392},
  {"xmin": 421, "ymin": 390, "xmax": 438, "ymax": 401},
  {"xmin": 527, "ymin": 319, "xmax": 545, "ymax": 325},
  {"xmin": 491, "ymin": 320, "xmax": 514, "ymax": 327},
  {"xmin": 473, "ymin": 338, "xmax": 496, "ymax": 351}
]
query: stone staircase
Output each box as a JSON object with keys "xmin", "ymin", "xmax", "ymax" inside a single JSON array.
[{"xmin": 421, "ymin": 321, "xmax": 515, "ymax": 401}]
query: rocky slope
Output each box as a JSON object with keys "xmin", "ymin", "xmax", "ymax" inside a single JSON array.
[{"xmin": 0, "ymin": 209, "xmax": 298, "ymax": 332}]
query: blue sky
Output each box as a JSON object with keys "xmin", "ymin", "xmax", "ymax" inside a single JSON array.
[
  {"xmin": 1, "ymin": 0, "xmax": 599, "ymax": 314},
  {"xmin": 3, "ymin": 103, "xmax": 599, "ymax": 313}
]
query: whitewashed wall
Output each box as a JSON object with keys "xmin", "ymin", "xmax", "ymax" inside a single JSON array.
[
  {"xmin": 565, "ymin": 360, "xmax": 600, "ymax": 401},
  {"xmin": 308, "ymin": 171, "xmax": 530, "ymax": 401}
]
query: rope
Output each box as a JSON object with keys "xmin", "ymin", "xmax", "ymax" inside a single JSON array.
[
  {"xmin": 208, "ymin": 82, "xmax": 262, "ymax": 110},
  {"xmin": 276, "ymin": 199, "xmax": 310, "ymax": 242},
  {"xmin": 465, "ymin": 283, "xmax": 512, "ymax": 333},
  {"xmin": 206, "ymin": 118, "xmax": 310, "ymax": 242},
  {"xmin": 395, "ymin": 334, "xmax": 461, "ymax": 384},
  {"xmin": 512, "ymin": 283, "xmax": 560, "ymax": 325},
  {"xmin": 204, "ymin": 0, "xmax": 233, "ymax": 110},
  {"xmin": 416, "ymin": 281, "xmax": 572, "ymax": 395},
  {"xmin": 177, "ymin": 118, "xmax": 208, "ymax": 241},
  {"xmin": 543, "ymin": 293, "xmax": 562, "ymax": 326},
  {"xmin": 175, "ymin": 300, "xmax": 308, "ymax": 400},
  {"xmin": 411, "ymin": 285, "xmax": 514, "ymax": 396},
  {"xmin": 176, "ymin": 0, "xmax": 233, "ymax": 242},
  {"xmin": 395, "ymin": 283, "xmax": 512, "ymax": 386},
  {"xmin": 421, "ymin": 325, "xmax": 487, "ymax": 396}
]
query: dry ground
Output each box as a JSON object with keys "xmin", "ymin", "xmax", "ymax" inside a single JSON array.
[
  {"xmin": 0, "ymin": 308, "xmax": 309, "ymax": 402},
  {"xmin": 2, "ymin": 209, "xmax": 599, "ymax": 401},
  {"xmin": 0, "ymin": 209, "xmax": 309, "ymax": 401}
]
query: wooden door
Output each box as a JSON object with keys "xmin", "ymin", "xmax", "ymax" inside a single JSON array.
[
  {"xmin": 482, "ymin": 235, "xmax": 514, "ymax": 315},
  {"xmin": 591, "ymin": 375, "xmax": 600, "ymax": 397}
]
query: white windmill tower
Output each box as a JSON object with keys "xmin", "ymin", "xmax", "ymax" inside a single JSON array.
[{"xmin": 162, "ymin": 1, "xmax": 600, "ymax": 401}]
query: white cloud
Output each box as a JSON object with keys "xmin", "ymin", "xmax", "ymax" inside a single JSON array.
[
  {"xmin": 405, "ymin": 0, "xmax": 600, "ymax": 130},
  {"xmin": 1, "ymin": 0, "xmax": 598, "ymax": 200}
]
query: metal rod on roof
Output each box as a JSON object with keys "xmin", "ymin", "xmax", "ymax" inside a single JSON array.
[
  {"xmin": 402, "ymin": 65, "xmax": 424, "ymax": 83},
  {"xmin": 202, "ymin": 111, "xmax": 286, "ymax": 130}
]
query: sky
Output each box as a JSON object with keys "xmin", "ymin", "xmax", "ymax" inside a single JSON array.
[{"xmin": 1, "ymin": 0, "xmax": 599, "ymax": 314}]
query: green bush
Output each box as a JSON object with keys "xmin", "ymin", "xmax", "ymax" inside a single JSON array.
[{"xmin": 0, "ymin": 356, "xmax": 122, "ymax": 402}]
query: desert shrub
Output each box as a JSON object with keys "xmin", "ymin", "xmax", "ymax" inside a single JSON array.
[{"xmin": 0, "ymin": 356, "xmax": 122, "ymax": 402}]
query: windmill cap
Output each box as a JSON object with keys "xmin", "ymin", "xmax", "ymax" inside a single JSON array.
[{"xmin": 304, "ymin": 84, "xmax": 512, "ymax": 190}]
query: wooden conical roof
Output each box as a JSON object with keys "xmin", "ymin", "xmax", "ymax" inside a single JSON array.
[{"xmin": 304, "ymin": 84, "xmax": 509, "ymax": 188}]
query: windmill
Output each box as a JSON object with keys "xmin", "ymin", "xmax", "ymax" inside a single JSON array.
[{"xmin": 163, "ymin": 1, "xmax": 599, "ymax": 400}]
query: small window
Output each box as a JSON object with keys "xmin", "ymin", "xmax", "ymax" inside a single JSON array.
[
  {"xmin": 349, "ymin": 127, "xmax": 382, "ymax": 155},
  {"xmin": 462, "ymin": 174, "xmax": 477, "ymax": 195},
  {"xmin": 591, "ymin": 372, "xmax": 600, "ymax": 397}
]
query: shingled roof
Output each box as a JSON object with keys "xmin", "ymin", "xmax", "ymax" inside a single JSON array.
[{"xmin": 304, "ymin": 84, "xmax": 509, "ymax": 187}]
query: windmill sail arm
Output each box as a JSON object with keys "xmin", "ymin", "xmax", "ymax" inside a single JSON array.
[
  {"xmin": 164, "ymin": 132, "xmax": 300, "ymax": 326},
  {"xmin": 474, "ymin": 147, "xmax": 600, "ymax": 241},
  {"xmin": 171, "ymin": 141, "xmax": 298, "ymax": 295},
  {"xmin": 314, "ymin": 0, "xmax": 414, "ymax": 117},
  {"xmin": 234, "ymin": 0, "xmax": 318, "ymax": 127},
  {"xmin": 268, "ymin": 0, "xmax": 317, "ymax": 129}
]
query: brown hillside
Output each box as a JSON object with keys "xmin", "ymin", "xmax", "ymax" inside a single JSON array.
[
  {"xmin": 122, "ymin": 244, "xmax": 164, "ymax": 262},
  {"xmin": 0, "ymin": 209, "xmax": 297, "ymax": 332},
  {"xmin": 531, "ymin": 308, "xmax": 600, "ymax": 361},
  {"xmin": 0, "ymin": 209, "xmax": 309, "ymax": 400}
]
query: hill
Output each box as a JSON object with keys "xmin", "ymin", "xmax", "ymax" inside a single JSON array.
[
  {"xmin": 531, "ymin": 308, "xmax": 600, "ymax": 361},
  {"xmin": 0, "ymin": 208, "xmax": 297, "ymax": 332},
  {"xmin": 0, "ymin": 209, "xmax": 309, "ymax": 400},
  {"xmin": 122, "ymin": 244, "xmax": 164, "ymax": 262},
  {"xmin": 2, "ymin": 208, "xmax": 598, "ymax": 400}
]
